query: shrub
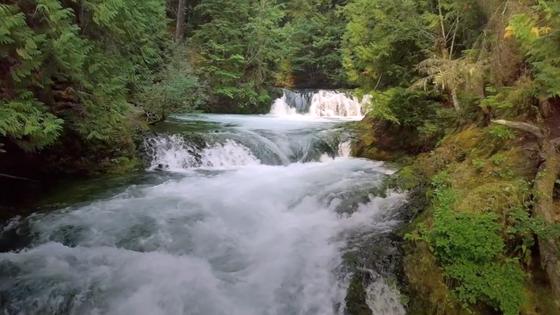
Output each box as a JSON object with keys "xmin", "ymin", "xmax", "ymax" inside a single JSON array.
[
  {"xmin": 418, "ymin": 179, "xmax": 526, "ymax": 315},
  {"xmin": 0, "ymin": 96, "xmax": 63, "ymax": 151},
  {"xmin": 137, "ymin": 46, "xmax": 207, "ymax": 123},
  {"xmin": 365, "ymin": 88, "xmax": 450, "ymax": 153}
]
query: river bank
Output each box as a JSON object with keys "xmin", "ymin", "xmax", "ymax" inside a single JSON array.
[
  {"xmin": 3, "ymin": 87, "xmax": 559, "ymax": 314},
  {"xmin": 353, "ymin": 115, "xmax": 560, "ymax": 314}
]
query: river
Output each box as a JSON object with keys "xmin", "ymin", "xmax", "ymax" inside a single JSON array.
[{"xmin": 0, "ymin": 91, "xmax": 407, "ymax": 315}]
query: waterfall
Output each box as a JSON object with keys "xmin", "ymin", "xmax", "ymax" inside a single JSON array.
[
  {"xmin": 270, "ymin": 89, "xmax": 367, "ymax": 119},
  {"xmin": 0, "ymin": 114, "xmax": 407, "ymax": 315},
  {"xmin": 144, "ymin": 135, "xmax": 260, "ymax": 171}
]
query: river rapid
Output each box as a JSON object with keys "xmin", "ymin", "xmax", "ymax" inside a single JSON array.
[{"xmin": 0, "ymin": 91, "xmax": 407, "ymax": 315}]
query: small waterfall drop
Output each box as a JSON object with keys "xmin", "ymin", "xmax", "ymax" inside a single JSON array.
[
  {"xmin": 145, "ymin": 135, "xmax": 260, "ymax": 171},
  {"xmin": 338, "ymin": 140, "xmax": 352, "ymax": 158},
  {"xmin": 366, "ymin": 278, "xmax": 407, "ymax": 315},
  {"xmin": 270, "ymin": 96, "xmax": 298, "ymax": 116},
  {"xmin": 270, "ymin": 89, "xmax": 367, "ymax": 119},
  {"xmin": 0, "ymin": 113, "xmax": 407, "ymax": 315}
]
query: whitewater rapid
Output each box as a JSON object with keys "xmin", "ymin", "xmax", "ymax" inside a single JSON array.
[{"xmin": 0, "ymin": 92, "xmax": 406, "ymax": 315}]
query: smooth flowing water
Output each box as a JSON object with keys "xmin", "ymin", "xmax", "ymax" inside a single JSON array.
[{"xmin": 0, "ymin": 91, "xmax": 406, "ymax": 315}]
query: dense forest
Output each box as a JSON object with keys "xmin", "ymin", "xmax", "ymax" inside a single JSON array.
[
  {"xmin": 0, "ymin": 0, "xmax": 350, "ymax": 176},
  {"xmin": 2, "ymin": 0, "xmax": 560, "ymax": 314}
]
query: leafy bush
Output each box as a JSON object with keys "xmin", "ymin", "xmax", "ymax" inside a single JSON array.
[
  {"xmin": 137, "ymin": 46, "xmax": 207, "ymax": 123},
  {"xmin": 418, "ymin": 176, "xmax": 526, "ymax": 315},
  {"xmin": 0, "ymin": 97, "xmax": 63, "ymax": 151},
  {"xmin": 445, "ymin": 261, "xmax": 525, "ymax": 315},
  {"xmin": 0, "ymin": 0, "xmax": 169, "ymax": 154},
  {"xmin": 365, "ymin": 88, "xmax": 450, "ymax": 153},
  {"xmin": 506, "ymin": 207, "xmax": 560, "ymax": 263},
  {"xmin": 508, "ymin": 3, "xmax": 560, "ymax": 99}
]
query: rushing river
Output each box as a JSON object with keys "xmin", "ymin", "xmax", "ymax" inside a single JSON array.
[{"xmin": 0, "ymin": 91, "xmax": 407, "ymax": 315}]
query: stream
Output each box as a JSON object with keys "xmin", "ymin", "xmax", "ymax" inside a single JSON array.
[{"xmin": 0, "ymin": 91, "xmax": 408, "ymax": 315}]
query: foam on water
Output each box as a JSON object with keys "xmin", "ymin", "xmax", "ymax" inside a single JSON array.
[
  {"xmin": 0, "ymin": 114, "xmax": 406, "ymax": 315},
  {"xmin": 366, "ymin": 278, "xmax": 407, "ymax": 315},
  {"xmin": 145, "ymin": 136, "xmax": 260, "ymax": 171}
]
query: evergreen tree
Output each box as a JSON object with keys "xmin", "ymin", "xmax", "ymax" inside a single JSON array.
[{"xmin": 191, "ymin": 0, "xmax": 287, "ymax": 113}]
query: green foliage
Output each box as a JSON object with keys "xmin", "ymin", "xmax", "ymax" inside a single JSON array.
[
  {"xmin": 138, "ymin": 46, "xmax": 207, "ymax": 123},
  {"xmin": 0, "ymin": 96, "xmax": 63, "ymax": 151},
  {"xmin": 367, "ymin": 90, "xmax": 400, "ymax": 124},
  {"xmin": 419, "ymin": 179, "xmax": 526, "ymax": 315},
  {"xmin": 430, "ymin": 193, "xmax": 504, "ymax": 265},
  {"xmin": 480, "ymin": 78, "xmax": 537, "ymax": 119},
  {"xmin": 279, "ymin": 0, "xmax": 347, "ymax": 88},
  {"xmin": 445, "ymin": 261, "xmax": 525, "ymax": 315},
  {"xmin": 366, "ymin": 88, "xmax": 450, "ymax": 151},
  {"xmin": 0, "ymin": 4, "xmax": 44, "ymax": 83},
  {"xmin": 508, "ymin": 2, "xmax": 560, "ymax": 98},
  {"xmin": 506, "ymin": 207, "xmax": 560, "ymax": 262},
  {"xmin": 191, "ymin": 0, "xmax": 287, "ymax": 113},
  {"xmin": 0, "ymin": 0, "xmax": 169, "ymax": 157},
  {"xmin": 342, "ymin": 0, "xmax": 430, "ymax": 89},
  {"xmin": 487, "ymin": 125, "xmax": 516, "ymax": 142}
]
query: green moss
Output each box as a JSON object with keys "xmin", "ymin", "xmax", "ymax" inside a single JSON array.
[
  {"xmin": 456, "ymin": 180, "xmax": 530, "ymax": 214},
  {"xmin": 393, "ymin": 123, "xmax": 554, "ymax": 314},
  {"xmin": 403, "ymin": 241, "xmax": 471, "ymax": 315},
  {"xmin": 393, "ymin": 166, "xmax": 425, "ymax": 191},
  {"xmin": 417, "ymin": 186, "xmax": 527, "ymax": 315}
]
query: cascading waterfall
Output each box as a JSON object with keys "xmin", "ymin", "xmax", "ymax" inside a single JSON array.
[
  {"xmin": 145, "ymin": 135, "xmax": 260, "ymax": 171},
  {"xmin": 0, "ymin": 112, "xmax": 407, "ymax": 315},
  {"xmin": 270, "ymin": 89, "xmax": 367, "ymax": 119}
]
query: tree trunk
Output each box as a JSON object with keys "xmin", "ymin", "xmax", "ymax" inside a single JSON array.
[
  {"xmin": 492, "ymin": 120, "xmax": 544, "ymax": 139},
  {"xmin": 175, "ymin": 0, "xmax": 186, "ymax": 42},
  {"xmin": 534, "ymin": 140, "xmax": 560, "ymax": 303}
]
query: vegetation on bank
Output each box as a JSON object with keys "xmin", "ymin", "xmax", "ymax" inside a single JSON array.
[
  {"xmin": 0, "ymin": 0, "xmax": 349, "ymax": 177},
  {"xmin": 349, "ymin": 0, "xmax": 560, "ymax": 314}
]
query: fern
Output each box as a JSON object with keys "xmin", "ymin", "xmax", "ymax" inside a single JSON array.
[
  {"xmin": 0, "ymin": 0, "xmax": 169, "ymax": 153},
  {"xmin": 0, "ymin": 98, "xmax": 63, "ymax": 151}
]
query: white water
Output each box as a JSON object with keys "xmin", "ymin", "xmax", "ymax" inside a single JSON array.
[
  {"xmin": 146, "ymin": 136, "xmax": 260, "ymax": 171},
  {"xmin": 270, "ymin": 90, "xmax": 366, "ymax": 119},
  {"xmin": 0, "ymin": 114, "xmax": 406, "ymax": 315},
  {"xmin": 366, "ymin": 278, "xmax": 406, "ymax": 315},
  {"xmin": 270, "ymin": 97, "xmax": 298, "ymax": 116}
]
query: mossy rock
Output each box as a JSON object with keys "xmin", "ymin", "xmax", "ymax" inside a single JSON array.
[
  {"xmin": 393, "ymin": 166, "xmax": 425, "ymax": 191},
  {"xmin": 456, "ymin": 180, "xmax": 529, "ymax": 214},
  {"xmin": 403, "ymin": 241, "xmax": 473, "ymax": 315},
  {"xmin": 440, "ymin": 126, "xmax": 485, "ymax": 151}
]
